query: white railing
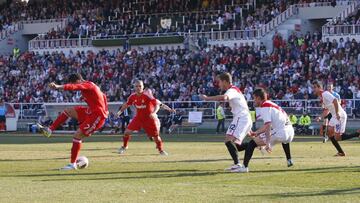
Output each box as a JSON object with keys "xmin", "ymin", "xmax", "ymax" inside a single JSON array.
[
  {"xmin": 10, "ymin": 99, "xmax": 360, "ymax": 120},
  {"xmin": 21, "ymin": 18, "xmax": 65, "ymax": 24},
  {"xmin": 322, "ymin": 1, "xmax": 360, "ymax": 36},
  {"xmin": 28, "ymin": 38, "xmax": 92, "ymax": 50},
  {"xmin": 259, "ymin": 4, "xmax": 299, "ymax": 37},
  {"xmin": 322, "ymin": 24, "xmax": 360, "ymax": 36},
  {"xmin": 0, "ymin": 23, "xmax": 23, "ymax": 41},
  {"xmin": 186, "ymin": 29, "xmax": 260, "ymax": 41}
]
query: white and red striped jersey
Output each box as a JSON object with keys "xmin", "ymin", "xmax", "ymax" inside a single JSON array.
[
  {"xmin": 224, "ymin": 85, "xmax": 250, "ymax": 118},
  {"xmin": 256, "ymin": 100, "xmax": 289, "ymax": 132}
]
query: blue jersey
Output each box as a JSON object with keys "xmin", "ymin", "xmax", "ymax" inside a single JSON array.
[
  {"xmin": 332, "ymin": 92, "xmax": 340, "ymax": 100},
  {"xmin": 0, "ymin": 105, "xmax": 6, "ymax": 116}
]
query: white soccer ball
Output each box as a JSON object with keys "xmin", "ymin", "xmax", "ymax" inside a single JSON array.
[{"xmin": 76, "ymin": 156, "xmax": 89, "ymax": 169}]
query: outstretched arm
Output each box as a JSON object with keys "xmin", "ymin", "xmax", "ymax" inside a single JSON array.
[
  {"xmin": 49, "ymin": 82, "xmax": 91, "ymax": 91},
  {"xmin": 200, "ymin": 94, "xmax": 228, "ymax": 101},
  {"xmin": 157, "ymin": 100, "xmax": 176, "ymax": 113},
  {"xmin": 117, "ymin": 103, "xmax": 129, "ymax": 117}
]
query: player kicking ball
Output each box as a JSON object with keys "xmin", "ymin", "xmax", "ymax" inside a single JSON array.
[
  {"xmin": 232, "ymin": 88, "xmax": 294, "ymax": 173},
  {"xmin": 313, "ymin": 81, "xmax": 360, "ymax": 156},
  {"xmin": 200, "ymin": 73, "xmax": 252, "ymax": 172},
  {"xmin": 37, "ymin": 74, "xmax": 108, "ymax": 170},
  {"xmin": 117, "ymin": 80, "xmax": 174, "ymax": 155}
]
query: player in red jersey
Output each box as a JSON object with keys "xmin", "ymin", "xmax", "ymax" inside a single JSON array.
[
  {"xmin": 117, "ymin": 80, "xmax": 173, "ymax": 155},
  {"xmin": 37, "ymin": 73, "xmax": 109, "ymax": 170}
]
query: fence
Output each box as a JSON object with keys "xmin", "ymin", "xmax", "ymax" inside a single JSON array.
[
  {"xmin": 28, "ymin": 38, "xmax": 92, "ymax": 50},
  {"xmin": 322, "ymin": 24, "xmax": 360, "ymax": 36},
  {"xmin": 322, "ymin": 1, "xmax": 360, "ymax": 37},
  {"xmin": 10, "ymin": 99, "xmax": 360, "ymax": 121}
]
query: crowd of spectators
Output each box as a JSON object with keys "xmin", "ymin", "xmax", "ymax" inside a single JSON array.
[
  {"xmin": 35, "ymin": 0, "xmax": 315, "ymax": 39},
  {"xmin": 1, "ymin": 34, "xmax": 360, "ymax": 108}
]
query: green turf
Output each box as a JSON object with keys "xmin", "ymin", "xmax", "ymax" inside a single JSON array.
[{"xmin": 0, "ymin": 133, "xmax": 359, "ymax": 203}]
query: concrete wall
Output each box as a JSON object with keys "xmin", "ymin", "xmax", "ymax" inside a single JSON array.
[
  {"xmin": 298, "ymin": 5, "xmax": 348, "ymax": 19},
  {"xmin": 22, "ymin": 21, "xmax": 65, "ymax": 35},
  {"xmin": 0, "ymin": 31, "xmax": 30, "ymax": 56}
]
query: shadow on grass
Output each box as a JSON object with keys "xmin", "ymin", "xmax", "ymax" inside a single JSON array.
[
  {"xmin": 251, "ymin": 165, "xmax": 360, "ymax": 173},
  {"xmin": 239, "ymin": 187, "xmax": 360, "ymax": 198},
  {"xmin": 0, "ymin": 134, "xmax": 329, "ymax": 144},
  {"xmin": 6, "ymin": 169, "xmax": 202, "ymax": 178},
  {"xmin": 38, "ymin": 171, "xmax": 220, "ymax": 181}
]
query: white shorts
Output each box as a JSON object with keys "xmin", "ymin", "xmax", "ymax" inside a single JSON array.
[
  {"xmin": 259, "ymin": 125, "xmax": 294, "ymax": 147},
  {"xmin": 226, "ymin": 116, "xmax": 252, "ymax": 143},
  {"xmin": 328, "ymin": 115, "xmax": 347, "ymax": 134}
]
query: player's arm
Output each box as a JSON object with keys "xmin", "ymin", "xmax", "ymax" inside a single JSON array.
[
  {"xmin": 49, "ymin": 82, "xmax": 91, "ymax": 91},
  {"xmin": 157, "ymin": 100, "xmax": 176, "ymax": 113},
  {"xmin": 200, "ymin": 94, "xmax": 228, "ymax": 101},
  {"xmin": 254, "ymin": 122, "xmax": 272, "ymax": 152},
  {"xmin": 117, "ymin": 103, "xmax": 129, "ymax": 117},
  {"xmin": 333, "ymin": 99, "xmax": 341, "ymax": 120},
  {"xmin": 316, "ymin": 108, "xmax": 329, "ymax": 122}
]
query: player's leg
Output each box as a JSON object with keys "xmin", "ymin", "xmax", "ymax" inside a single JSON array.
[
  {"xmin": 38, "ymin": 107, "xmax": 83, "ymax": 137},
  {"xmin": 281, "ymin": 126, "xmax": 294, "ymax": 167},
  {"xmin": 60, "ymin": 129, "xmax": 86, "ymax": 170},
  {"xmin": 224, "ymin": 117, "xmax": 252, "ymax": 171},
  {"xmin": 61, "ymin": 114, "xmax": 105, "ymax": 170},
  {"xmin": 336, "ymin": 117, "xmax": 359, "ymax": 140},
  {"xmin": 144, "ymin": 117, "xmax": 167, "ymax": 155},
  {"xmin": 238, "ymin": 136, "xmax": 265, "ymax": 173},
  {"xmin": 119, "ymin": 117, "xmax": 140, "ymax": 154},
  {"xmin": 327, "ymin": 125, "xmax": 345, "ymax": 156}
]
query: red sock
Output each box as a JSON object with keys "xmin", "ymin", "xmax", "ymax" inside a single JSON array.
[
  {"xmin": 70, "ymin": 138, "xmax": 82, "ymax": 163},
  {"xmin": 123, "ymin": 134, "xmax": 131, "ymax": 148},
  {"xmin": 154, "ymin": 136, "xmax": 163, "ymax": 152},
  {"xmin": 50, "ymin": 111, "xmax": 69, "ymax": 131}
]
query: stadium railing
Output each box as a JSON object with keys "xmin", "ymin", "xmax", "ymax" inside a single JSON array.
[
  {"xmin": 186, "ymin": 29, "xmax": 260, "ymax": 41},
  {"xmin": 28, "ymin": 38, "xmax": 92, "ymax": 50},
  {"xmin": 322, "ymin": 0, "xmax": 360, "ymax": 37},
  {"xmin": 322, "ymin": 24, "xmax": 360, "ymax": 36},
  {"xmin": 11, "ymin": 99, "xmax": 360, "ymax": 121}
]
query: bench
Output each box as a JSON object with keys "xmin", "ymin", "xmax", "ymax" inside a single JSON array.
[
  {"xmin": 177, "ymin": 122, "xmax": 201, "ymax": 134},
  {"xmin": 309, "ymin": 123, "xmax": 321, "ymax": 136}
]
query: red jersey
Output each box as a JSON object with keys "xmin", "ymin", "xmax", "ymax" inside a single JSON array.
[
  {"xmin": 126, "ymin": 92, "xmax": 157, "ymax": 119},
  {"xmin": 64, "ymin": 81, "xmax": 109, "ymax": 118}
]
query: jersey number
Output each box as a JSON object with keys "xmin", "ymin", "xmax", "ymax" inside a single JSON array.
[{"xmin": 229, "ymin": 124, "xmax": 236, "ymax": 130}]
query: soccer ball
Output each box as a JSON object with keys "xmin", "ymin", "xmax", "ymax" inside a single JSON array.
[{"xmin": 76, "ymin": 156, "xmax": 89, "ymax": 169}]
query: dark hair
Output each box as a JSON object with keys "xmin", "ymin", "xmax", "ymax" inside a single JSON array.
[
  {"xmin": 217, "ymin": 72, "xmax": 232, "ymax": 84},
  {"xmin": 68, "ymin": 73, "xmax": 83, "ymax": 83},
  {"xmin": 253, "ymin": 88, "xmax": 267, "ymax": 100},
  {"xmin": 312, "ymin": 81, "xmax": 323, "ymax": 89}
]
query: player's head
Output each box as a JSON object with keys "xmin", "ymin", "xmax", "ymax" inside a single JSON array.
[
  {"xmin": 252, "ymin": 88, "xmax": 268, "ymax": 107},
  {"xmin": 134, "ymin": 79, "xmax": 144, "ymax": 94},
  {"xmin": 327, "ymin": 83, "xmax": 334, "ymax": 92},
  {"xmin": 68, "ymin": 73, "xmax": 84, "ymax": 84},
  {"xmin": 312, "ymin": 81, "xmax": 323, "ymax": 96},
  {"xmin": 217, "ymin": 72, "xmax": 232, "ymax": 91}
]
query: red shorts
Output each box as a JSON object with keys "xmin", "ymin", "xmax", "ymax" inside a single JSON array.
[
  {"xmin": 75, "ymin": 106, "xmax": 106, "ymax": 137},
  {"xmin": 127, "ymin": 116, "xmax": 160, "ymax": 137}
]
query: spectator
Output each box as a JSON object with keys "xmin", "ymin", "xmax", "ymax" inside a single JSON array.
[
  {"xmin": 289, "ymin": 113, "xmax": 298, "ymax": 132},
  {"xmin": 0, "ymin": 98, "xmax": 6, "ymax": 131},
  {"xmin": 168, "ymin": 111, "xmax": 183, "ymax": 133},
  {"xmin": 216, "ymin": 102, "xmax": 225, "ymax": 133},
  {"xmin": 298, "ymin": 113, "xmax": 311, "ymax": 134}
]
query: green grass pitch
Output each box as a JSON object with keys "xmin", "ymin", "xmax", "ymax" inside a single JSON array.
[{"xmin": 0, "ymin": 133, "xmax": 359, "ymax": 203}]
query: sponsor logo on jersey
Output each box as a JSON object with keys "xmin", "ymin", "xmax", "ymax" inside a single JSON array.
[{"xmin": 135, "ymin": 105, "xmax": 146, "ymax": 109}]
